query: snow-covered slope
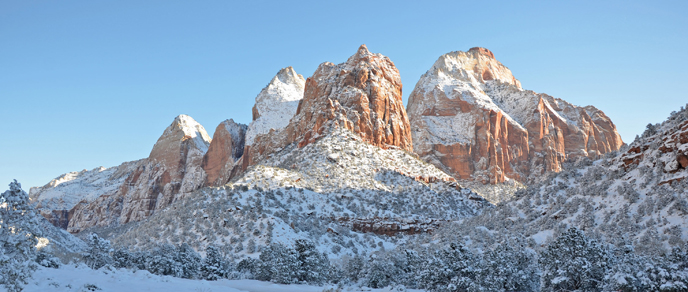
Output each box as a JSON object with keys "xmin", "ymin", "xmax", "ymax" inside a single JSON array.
[
  {"xmin": 245, "ymin": 66, "xmax": 305, "ymax": 146},
  {"xmin": 29, "ymin": 160, "xmax": 144, "ymax": 229},
  {"xmin": 451, "ymin": 105, "xmax": 688, "ymax": 256},
  {"xmin": 112, "ymin": 128, "xmax": 490, "ymax": 260}
]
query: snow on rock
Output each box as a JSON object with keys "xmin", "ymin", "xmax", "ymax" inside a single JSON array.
[
  {"xmin": 452, "ymin": 105, "xmax": 688, "ymax": 255},
  {"xmin": 29, "ymin": 160, "xmax": 145, "ymax": 230},
  {"xmin": 237, "ymin": 45, "xmax": 413, "ymax": 180},
  {"xmin": 113, "ymin": 127, "xmax": 490, "ymax": 260},
  {"xmin": 245, "ymin": 66, "xmax": 306, "ymax": 146},
  {"xmin": 33, "ymin": 115, "xmax": 214, "ymax": 233},
  {"xmin": 202, "ymin": 119, "xmax": 248, "ymax": 187},
  {"xmin": 407, "ymin": 47, "xmax": 623, "ymax": 186}
]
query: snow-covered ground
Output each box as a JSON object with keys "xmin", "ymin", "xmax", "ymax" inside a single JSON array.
[{"xmin": 21, "ymin": 265, "xmax": 422, "ymax": 292}]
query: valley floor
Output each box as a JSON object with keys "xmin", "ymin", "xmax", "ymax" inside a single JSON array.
[{"xmin": 20, "ymin": 265, "xmax": 422, "ymax": 292}]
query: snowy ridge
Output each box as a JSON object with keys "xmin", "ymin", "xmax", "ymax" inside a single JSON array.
[
  {"xmin": 112, "ymin": 128, "xmax": 490, "ymax": 260},
  {"xmin": 29, "ymin": 160, "xmax": 143, "ymax": 211},
  {"xmin": 245, "ymin": 67, "xmax": 305, "ymax": 146}
]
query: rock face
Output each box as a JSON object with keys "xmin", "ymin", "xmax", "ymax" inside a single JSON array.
[
  {"xmin": 117, "ymin": 114, "xmax": 211, "ymax": 225},
  {"xmin": 620, "ymin": 107, "xmax": 688, "ymax": 184},
  {"xmin": 407, "ymin": 47, "xmax": 623, "ymax": 184},
  {"xmin": 202, "ymin": 119, "xmax": 247, "ymax": 187},
  {"xmin": 34, "ymin": 114, "xmax": 213, "ymax": 233},
  {"xmin": 242, "ymin": 45, "xmax": 412, "ymax": 174}
]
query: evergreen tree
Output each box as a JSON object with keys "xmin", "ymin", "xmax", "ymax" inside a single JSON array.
[
  {"xmin": 295, "ymin": 239, "xmax": 329, "ymax": 284},
  {"xmin": 539, "ymin": 227, "xmax": 610, "ymax": 291},
  {"xmin": 257, "ymin": 243, "xmax": 298, "ymax": 284},
  {"xmin": 416, "ymin": 243, "xmax": 480, "ymax": 292},
  {"xmin": 201, "ymin": 245, "xmax": 230, "ymax": 280},
  {"xmin": 480, "ymin": 243, "xmax": 540, "ymax": 292},
  {"xmin": 175, "ymin": 243, "xmax": 201, "ymax": 279},
  {"xmin": 0, "ymin": 180, "xmax": 42, "ymax": 292},
  {"xmin": 83, "ymin": 233, "xmax": 112, "ymax": 270}
]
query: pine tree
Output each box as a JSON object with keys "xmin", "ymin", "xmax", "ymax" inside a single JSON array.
[
  {"xmin": 539, "ymin": 227, "xmax": 610, "ymax": 291},
  {"xmin": 175, "ymin": 243, "xmax": 201, "ymax": 279},
  {"xmin": 83, "ymin": 233, "xmax": 112, "ymax": 270},
  {"xmin": 295, "ymin": 239, "xmax": 329, "ymax": 284},
  {"xmin": 201, "ymin": 245, "xmax": 230, "ymax": 280},
  {"xmin": 0, "ymin": 180, "xmax": 42, "ymax": 292}
]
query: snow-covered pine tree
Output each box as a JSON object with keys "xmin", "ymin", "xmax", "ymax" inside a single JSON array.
[
  {"xmin": 0, "ymin": 180, "xmax": 42, "ymax": 292},
  {"xmin": 295, "ymin": 239, "xmax": 329, "ymax": 284},
  {"xmin": 257, "ymin": 243, "xmax": 298, "ymax": 284},
  {"xmin": 416, "ymin": 243, "xmax": 480, "ymax": 292},
  {"xmin": 83, "ymin": 233, "xmax": 112, "ymax": 269},
  {"xmin": 201, "ymin": 245, "xmax": 230, "ymax": 280},
  {"xmin": 175, "ymin": 243, "xmax": 201, "ymax": 279},
  {"xmin": 479, "ymin": 243, "xmax": 540, "ymax": 292},
  {"xmin": 539, "ymin": 227, "xmax": 610, "ymax": 291}
]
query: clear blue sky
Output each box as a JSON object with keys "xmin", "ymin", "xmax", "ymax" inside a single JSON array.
[{"xmin": 2, "ymin": 0, "xmax": 686, "ymax": 190}]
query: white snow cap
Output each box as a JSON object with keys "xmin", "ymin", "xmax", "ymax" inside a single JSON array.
[
  {"xmin": 165, "ymin": 114, "xmax": 212, "ymax": 152},
  {"xmin": 245, "ymin": 67, "xmax": 306, "ymax": 145}
]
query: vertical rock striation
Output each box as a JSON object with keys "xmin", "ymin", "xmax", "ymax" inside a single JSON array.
[{"xmin": 407, "ymin": 47, "xmax": 623, "ymax": 184}]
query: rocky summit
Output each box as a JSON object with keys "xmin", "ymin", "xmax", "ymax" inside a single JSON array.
[
  {"xmin": 407, "ymin": 47, "xmax": 623, "ymax": 185},
  {"xmin": 241, "ymin": 45, "xmax": 413, "ymax": 178}
]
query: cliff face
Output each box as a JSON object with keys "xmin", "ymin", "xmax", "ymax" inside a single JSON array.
[
  {"xmin": 59, "ymin": 115, "xmax": 212, "ymax": 232},
  {"xmin": 202, "ymin": 119, "xmax": 247, "ymax": 187},
  {"xmin": 407, "ymin": 47, "xmax": 623, "ymax": 184},
  {"xmin": 241, "ymin": 45, "xmax": 413, "ymax": 175}
]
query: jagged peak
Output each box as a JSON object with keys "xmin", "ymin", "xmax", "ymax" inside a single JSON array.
[
  {"xmin": 430, "ymin": 48, "xmax": 522, "ymax": 89},
  {"xmin": 271, "ymin": 66, "xmax": 305, "ymax": 88},
  {"xmin": 468, "ymin": 47, "xmax": 495, "ymax": 59},
  {"xmin": 247, "ymin": 67, "xmax": 306, "ymax": 146},
  {"xmin": 151, "ymin": 114, "xmax": 211, "ymax": 160}
]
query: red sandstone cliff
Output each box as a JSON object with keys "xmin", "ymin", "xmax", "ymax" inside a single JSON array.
[
  {"xmin": 239, "ymin": 45, "xmax": 413, "ymax": 175},
  {"xmin": 407, "ymin": 47, "xmax": 623, "ymax": 184}
]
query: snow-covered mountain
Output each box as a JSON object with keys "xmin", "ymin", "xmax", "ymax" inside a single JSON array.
[
  {"xmin": 451, "ymin": 105, "xmax": 688, "ymax": 255},
  {"xmin": 407, "ymin": 47, "xmax": 623, "ymax": 187},
  {"xmin": 30, "ymin": 114, "xmax": 212, "ymax": 233},
  {"xmin": 29, "ymin": 160, "xmax": 144, "ymax": 229},
  {"xmin": 245, "ymin": 66, "xmax": 305, "ymax": 147},
  {"xmin": 112, "ymin": 127, "xmax": 489, "ymax": 259}
]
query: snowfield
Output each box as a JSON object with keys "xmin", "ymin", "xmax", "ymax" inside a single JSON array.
[{"xmin": 22, "ymin": 265, "xmax": 422, "ymax": 292}]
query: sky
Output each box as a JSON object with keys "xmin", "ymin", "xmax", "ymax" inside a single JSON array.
[{"xmin": 1, "ymin": 0, "xmax": 686, "ymax": 190}]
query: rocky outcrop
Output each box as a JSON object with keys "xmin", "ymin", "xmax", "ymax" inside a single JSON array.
[
  {"xmin": 620, "ymin": 107, "xmax": 688, "ymax": 185},
  {"xmin": 117, "ymin": 114, "xmax": 211, "ymax": 225},
  {"xmin": 407, "ymin": 47, "xmax": 623, "ymax": 184},
  {"xmin": 241, "ymin": 45, "xmax": 412, "ymax": 175},
  {"xmin": 202, "ymin": 119, "xmax": 247, "ymax": 187},
  {"xmin": 42, "ymin": 114, "xmax": 213, "ymax": 233}
]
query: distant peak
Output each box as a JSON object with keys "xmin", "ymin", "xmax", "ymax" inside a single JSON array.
[{"xmin": 468, "ymin": 47, "xmax": 495, "ymax": 59}]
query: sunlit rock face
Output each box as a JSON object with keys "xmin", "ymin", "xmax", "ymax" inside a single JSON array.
[
  {"xmin": 238, "ymin": 45, "xmax": 413, "ymax": 178},
  {"xmin": 407, "ymin": 47, "xmax": 623, "ymax": 184}
]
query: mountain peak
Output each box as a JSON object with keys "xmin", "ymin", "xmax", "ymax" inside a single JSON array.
[
  {"xmin": 150, "ymin": 114, "xmax": 211, "ymax": 163},
  {"xmin": 273, "ymin": 66, "xmax": 304, "ymax": 86},
  {"xmin": 246, "ymin": 67, "xmax": 306, "ymax": 145},
  {"xmin": 468, "ymin": 47, "xmax": 495, "ymax": 59},
  {"xmin": 431, "ymin": 48, "xmax": 521, "ymax": 89}
]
